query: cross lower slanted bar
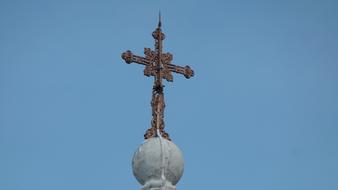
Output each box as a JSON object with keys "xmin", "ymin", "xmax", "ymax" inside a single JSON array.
[{"xmin": 121, "ymin": 15, "xmax": 194, "ymax": 140}]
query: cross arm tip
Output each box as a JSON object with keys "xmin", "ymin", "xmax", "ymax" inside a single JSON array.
[
  {"xmin": 184, "ymin": 65, "xmax": 195, "ymax": 78},
  {"xmin": 121, "ymin": 50, "xmax": 133, "ymax": 64}
]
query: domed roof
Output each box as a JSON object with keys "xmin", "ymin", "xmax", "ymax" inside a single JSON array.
[{"xmin": 132, "ymin": 137, "xmax": 184, "ymax": 189}]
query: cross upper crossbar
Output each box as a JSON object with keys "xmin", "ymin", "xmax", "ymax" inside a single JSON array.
[{"xmin": 121, "ymin": 49, "xmax": 194, "ymax": 82}]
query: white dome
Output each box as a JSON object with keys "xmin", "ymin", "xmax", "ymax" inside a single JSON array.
[{"xmin": 132, "ymin": 137, "xmax": 184, "ymax": 189}]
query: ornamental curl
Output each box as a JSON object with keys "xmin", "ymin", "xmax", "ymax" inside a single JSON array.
[
  {"xmin": 152, "ymin": 28, "xmax": 165, "ymax": 40},
  {"xmin": 121, "ymin": 50, "xmax": 133, "ymax": 64},
  {"xmin": 184, "ymin": 66, "xmax": 194, "ymax": 78}
]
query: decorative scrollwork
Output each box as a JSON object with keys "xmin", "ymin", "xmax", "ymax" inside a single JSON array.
[
  {"xmin": 152, "ymin": 28, "xmax": 165, "ymax": 40},
  {"xmin": 162, "ymin": 53, "xmax": 173, "ymax": 64},
  {"xmin": 184, "ymin": 65, "xmax": 194, "ymax": 78},
  {"xmin": 162, "ymin": 68, "xmax": 173, "ymax": 82},
  {"xmin": 144, "ymin": 48, "xmax": 156, "ymax": 61},
  {"xmin": 121, "ymin": 50, "xmax": 133, "ymax": 64}
]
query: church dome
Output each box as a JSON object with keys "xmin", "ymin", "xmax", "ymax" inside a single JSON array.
[{"xmin": 132, "ymin": 137, "xmax": 184, "ymax": 189}]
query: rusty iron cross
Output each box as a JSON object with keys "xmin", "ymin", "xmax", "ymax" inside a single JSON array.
[{"xmin": 121, "ymin": 14, "xmax": 194, "ymax": 140}]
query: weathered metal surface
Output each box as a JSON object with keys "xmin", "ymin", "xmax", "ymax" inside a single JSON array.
[
  {"xmin": 121, "ymin": 16, "xmax": 194, "ymax": 140},
  {"xmin": 132, "ymin": 137, "xmax": 184, "ymax": 189}
]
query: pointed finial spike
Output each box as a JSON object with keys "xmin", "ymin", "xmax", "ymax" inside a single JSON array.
[{"xmin": 158, "ymin": 11, "xmax": 162, "ymax": 28}]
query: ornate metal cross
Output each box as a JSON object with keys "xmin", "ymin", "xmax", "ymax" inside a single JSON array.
[{"xmin": 121, "ymin": 15, "xmax": 194, "ymax": 140}]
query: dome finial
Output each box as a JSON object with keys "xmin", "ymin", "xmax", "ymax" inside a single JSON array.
[{"xmin": 132, "ymin": 137, "xmax": 184, "ymax": 190}]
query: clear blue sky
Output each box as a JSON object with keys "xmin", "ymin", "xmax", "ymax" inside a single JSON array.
[{"xmin": 1, "ymin": 0, "xmax": 338, "ymax": 190}]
